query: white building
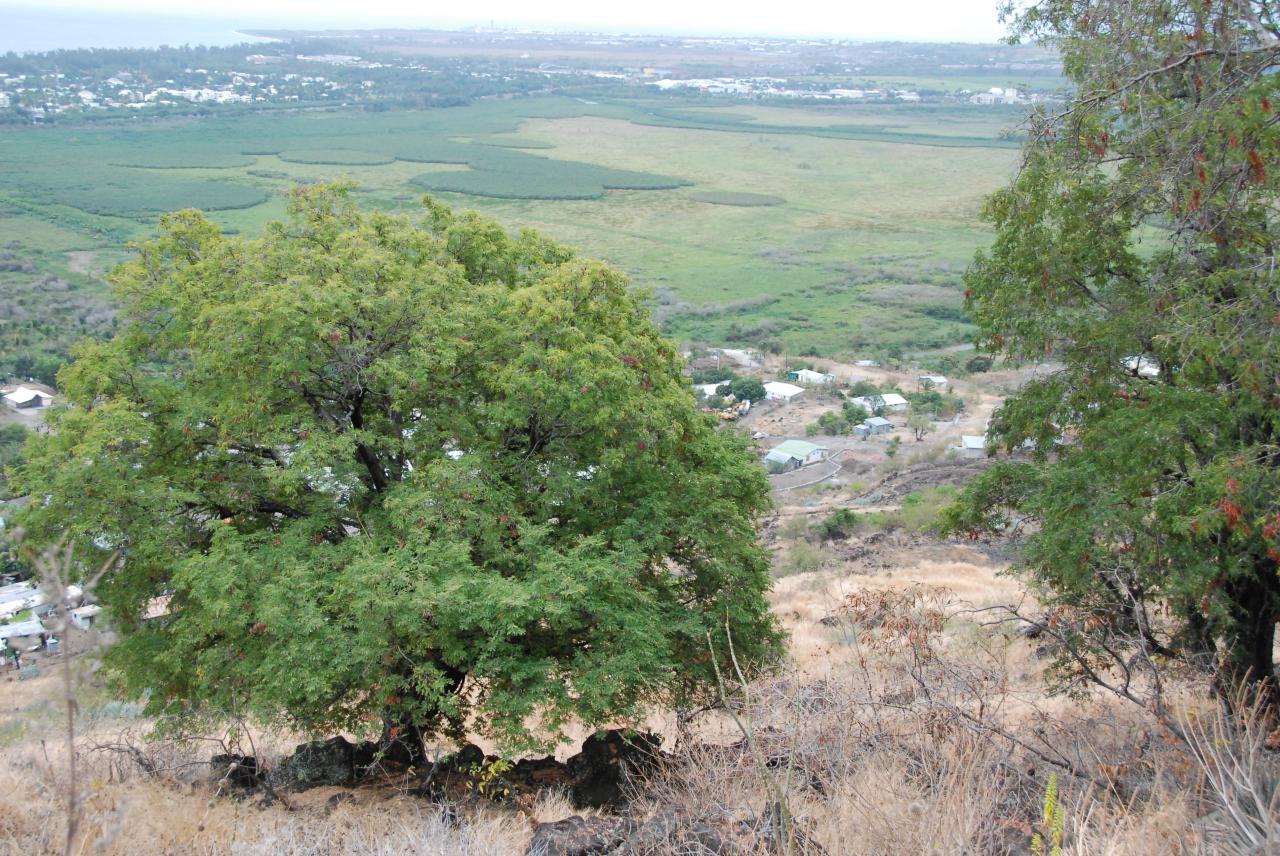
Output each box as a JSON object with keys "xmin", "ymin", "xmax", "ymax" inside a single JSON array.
[
  {"xmin": 3, "ymin": 385, "xmax": 53, "ymax": 410},
  {"xmin": 788, "ymin": 369, "xmax": 835, "ymax": 385},
  {"xmin": 763, "ymin": 381, "xmax": 805, "ymax": 402},
  {"xmin": 849, "ymin": 393, "xmax": 908, "ymax": 414},
  {"xmin": 959, "ymin": 435, "xmax": 988, "ymax": 458}
]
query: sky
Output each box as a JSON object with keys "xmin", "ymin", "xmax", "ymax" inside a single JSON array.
[{"xmin": 2, "ymin": 1, "xmax": 1009, "ymax": 42}]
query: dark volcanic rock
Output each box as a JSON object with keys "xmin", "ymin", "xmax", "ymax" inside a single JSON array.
[
  {"xmin": 566, "ymin": 730, "xmax": 662, "ymax": 809},
  {"xmin": 276, "ymin": 736, "xmax": 355, "ymax": 791},
  {"xmin": 209, "ymin": 753, "xmax": 260, "ymax": 789},
  {"xmin": 524, "ymin": 815, "xmax": 634, "ymax": 856},
  {"xmin": 510, "ymin": 755, "xmax": 572, "ymax": 791},
  {"xmin": 613, "ymin": 810, "xmax": 735, "ymax": 855}
]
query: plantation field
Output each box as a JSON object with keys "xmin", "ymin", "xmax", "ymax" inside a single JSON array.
[{"xmin": 0, "ymin": 96, "xmax": 1021, "ymax": 363}]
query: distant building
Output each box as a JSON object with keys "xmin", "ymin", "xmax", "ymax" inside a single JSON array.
[
  {"xmin": 959, "ymin": 435, "xmax": 987, "ymax": 458},
  {"xmin": 2, "ymin": 385, "xmax": 53, "ymax": 410},
  {"xmin": 70, "ymin": 604, "xmax": 103, "ymax": 630},
  {"xmin": 860, "ymin": 416, "xmax": 896, "ymax": 437},
  {"xmin": 764, "ymin": 439, "xmax": 829, "ymax": 470},
  {"xmin": 917, "ymin": 375, "xmax": 948, "ymax": 389},
  {"xmin": 787, "ymin": 369, "xmax": 834, "ymax": 385},
  {"xmin": 763, "ymin": 381, "xmax": 805, "ymax": 402},
  {"xmin": 849, "ymin": 393, "xmax": 908, "ymax": 414}
]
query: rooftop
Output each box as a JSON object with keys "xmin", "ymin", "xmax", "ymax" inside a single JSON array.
[{"xmin": 769, "ymin": 439, "xmax": 828, "ymax": 459}]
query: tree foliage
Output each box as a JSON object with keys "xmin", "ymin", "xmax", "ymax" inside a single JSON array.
[
  {"xmin": 907, "ymin": 413, "xmax": 935, "ymax": 442},
  {"xmin": 806, "ymin": 402, "xmax": 871, "ymax": 437},
  {"xmin": 718, "ymin": 376, "xmax": 767, "ymax": 403},
  {"xmin": 13, "ymin": 186, "xmax": 781, "ymax": 751},
  {"xmin": 945, "ymin": 1, "xmax": 1280, "ymax": 705}
]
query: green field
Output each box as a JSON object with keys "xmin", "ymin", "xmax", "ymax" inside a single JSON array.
[{"xmin": 0, "ymin": 96, "xmax": 1022, "ymax": 367}]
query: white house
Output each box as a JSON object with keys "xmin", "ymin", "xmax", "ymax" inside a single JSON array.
[
  {"xmin": 917, "ymin": 375, "xmax": 948, "ymax": 389},
  {"xmin": 764, "ymin": 439, "xmax": 829, "ymax": 470},
  {"xmin": 787, "ymin": 369, "xmax": 834, "ymax": 385},
  {"xmin": 696, "ymin": 382, "xmax": 726, "ymax": 398},
  {"xmin": 2, "ymin": 386, "xmax": 53, "ymax": 410},
  {"xmin": 849, "ymin": 393, "xmax": 908, "ymax": 414},
  {"xmin": 763, "ymin": 381, "xmax": 805, "ymax": 402},
  {"xmin": 70, "ymin": 604, "xmax": 103, "ymax": 630},
  {"xmin": 959, "ymin": 435, "xmax": 987, "ymax": 458}
]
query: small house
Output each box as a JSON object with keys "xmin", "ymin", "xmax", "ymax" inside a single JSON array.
[
  {"xmin": 960, "ymin": 435, "xmax": 987, "ymax": 458},
  {"xmin": 849, "ymin": 393, "xmax": 908, "ymax": 414},
  {"xmin": 2, "ymin": 385, "xmax": 53, "ymax": 410},
  {"xmin": 764, "ymin": 439, "xmax": 829, "ymax": 471},
  {"xmin": 70, "ymin": 604, "xmax": 103, "ymax": 630},
  {"xmin": 787, "ymin": 369, "xmax": 834, "ymax": 385},
  {"xmin": 917, "ymin": 375, "xmax": 948, "ymax": 389},
  {"xmin": 763, "ymin": 381, "xmax": 805, "ymax": 402},
  {"xmin": 863, "ymin": 416, "xmax": 895, "ymax": 436}
]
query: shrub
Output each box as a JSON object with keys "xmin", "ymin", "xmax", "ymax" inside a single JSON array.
[
  {"xmin": 965, "ymin": 355, "xmax": 994, "ymax": 373},
  {"xmin": 806, "ymin": 403, "xmax": 871, "ymax": 436},
  {"xmin": 691, "ymin": 367, "xmax": 737, "ymax": 384},
  {"xmin": 723, "ymin": 377, "xmax": 766, "ymax": 403},
  {"xmin": 897, "ymin": 486, "xmax": 959, "ymax": 532},
  {"xmin": 814, "ymin": 508, "xmax": 868, "ymax": 540},
  {"xmin": 775, "ymin": 541, "xmax": 831, "ymax": 577}
]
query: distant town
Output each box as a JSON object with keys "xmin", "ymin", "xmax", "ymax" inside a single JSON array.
[{"xmin": 0, "ymin": 30, "xmax": 1061, "ymax": 123}]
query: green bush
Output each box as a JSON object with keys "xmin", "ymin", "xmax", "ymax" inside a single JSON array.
[
  {"xmin": 965, "ymin": 355, "xmax": 994, "ymax": 373},
  {"xmin": 806, "ymin": 402, "xmax": 871, "ymax": 436},
  {"xmin": 721, "ymin": 377, "xmax": 766, "ymax": 403},
  {"xmin": 691, "ymin": 367, "xmax": 736, "ymax": 384},
  {"xmin": 814, "ymin": 508, "xmax": 867, "ymax": 540},
  {"xmin": 848, "ymin": 380, "xmax": 882, "ymax": 397},
  {"xmin": 897, "ymin": 486, "xmax": 960, "ymax": 532}
]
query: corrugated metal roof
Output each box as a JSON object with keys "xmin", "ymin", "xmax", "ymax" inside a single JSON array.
[
  {"xmin": 0, "ymin": 619, "xmax": 45, "ymax": 640},
  {"xmin": 3, "ymin": 387, "xmax": 49, "ymax": 404},
  {"xmin": 763, "ymin": 381, "xmax": 805, "ymax": 398},
  {"xmin": 770, "ymin": 439, "xmax": 828, "ymax": 459}
]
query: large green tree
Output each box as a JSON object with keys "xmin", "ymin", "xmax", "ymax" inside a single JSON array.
[
  {"xmin": 945, "ymin": 1, "xmax": 1280, "ymax": 706},
  {"xmin": 14, "ymin": 186, "xmax": 781, "ymax": 754}
]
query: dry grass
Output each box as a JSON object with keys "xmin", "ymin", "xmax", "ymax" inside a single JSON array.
[{"xmin": 2, "ymin": 502, "xmax": 1276, "ymax": 855}]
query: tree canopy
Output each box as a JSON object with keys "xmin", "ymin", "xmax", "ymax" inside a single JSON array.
[
  {"xmin": 945, "ymin": 1, "xmax": 1280, "ymax": 705},
  {"xmin": 14, "ymin": 186, "xmax": 781, "ymax": 752}
]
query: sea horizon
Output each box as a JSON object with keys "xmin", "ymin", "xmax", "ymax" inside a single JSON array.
[{"xmin": 0, "ymin": 7, "xmax": 280, "ymax": 54}]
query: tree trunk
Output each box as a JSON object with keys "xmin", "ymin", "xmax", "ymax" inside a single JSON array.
[
  {"xmin": 379, "ymin": 662, "xmax": 468, "ymax": 769},
  {"xmin": 380, "ymin": 712, "xmax": 427, "ymax": 768},
  {"xmin": 1218, "ymin": 568, "xmax": 1280, "ymax": 712}
]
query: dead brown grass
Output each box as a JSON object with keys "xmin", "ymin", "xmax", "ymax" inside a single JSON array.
[{"xmin": 2, "ymin": 507, "xmax": 1276, "ymax": 855}]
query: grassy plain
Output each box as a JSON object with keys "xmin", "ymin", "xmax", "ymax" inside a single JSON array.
[{"xmin": 0, "ymin": 96, "xmax": 1020, "ymax": 363}]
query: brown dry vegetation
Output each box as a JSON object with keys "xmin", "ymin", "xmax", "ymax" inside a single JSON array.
[{"xmin": 2, "ymin": 417, "xmax": 1277, "ymax": 854}]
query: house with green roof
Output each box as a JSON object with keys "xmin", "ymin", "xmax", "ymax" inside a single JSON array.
[{"xmin": 763, "ymin": 439, "xmax": 829, "ymax": 472}]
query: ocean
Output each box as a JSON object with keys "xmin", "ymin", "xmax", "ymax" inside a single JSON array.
[{"xmin": 0, "ymin": 7, "xmax": 280, "ymax": 54}]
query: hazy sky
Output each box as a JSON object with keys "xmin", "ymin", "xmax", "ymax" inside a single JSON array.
[{"xmin": 5, "ymin": 1, "xmax": 1009, "ymax": 42}]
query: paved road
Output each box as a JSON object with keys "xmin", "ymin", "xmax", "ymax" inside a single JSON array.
[{"xmin": 768, "ymin": 458, "xmax": 844, "ymax": 492}]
